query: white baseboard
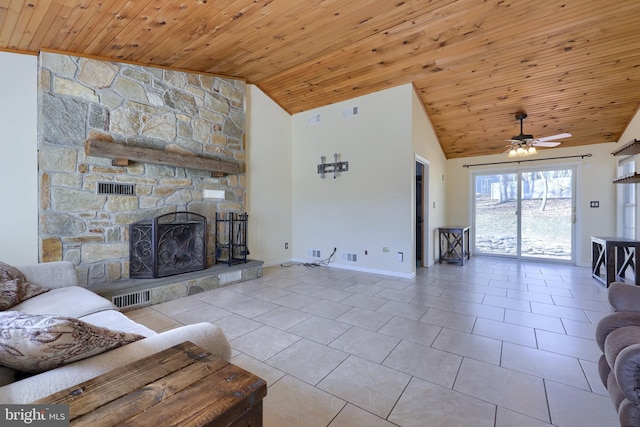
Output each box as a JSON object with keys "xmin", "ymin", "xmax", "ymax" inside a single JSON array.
[{"xmin": 286, "ymin": 258, "xmax": 416, "ymax": 279}]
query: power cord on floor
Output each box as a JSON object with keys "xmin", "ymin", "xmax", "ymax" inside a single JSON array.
[{"xmin": 281, "ymin": 247, "xmax": 337, "ymax": 268}]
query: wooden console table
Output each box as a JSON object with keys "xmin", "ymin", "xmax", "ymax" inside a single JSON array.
[
  {"xmin": 591, "ymin": 236, "xmax": 640, "ymax": 287},
  {"xmin": 35, "ymin": 341, "xmax": 267, "ymax": 427},
  {"xmin": 438, "ymin": 226, "xmax": 471, "ymax": 265}
]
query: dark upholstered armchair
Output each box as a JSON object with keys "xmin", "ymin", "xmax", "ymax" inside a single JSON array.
[{"xmin": 597, "ymin": 282, "xmax": 640, "ymax": 426}]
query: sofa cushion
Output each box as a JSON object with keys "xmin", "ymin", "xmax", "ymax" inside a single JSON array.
[
  {"xmin": 11, "ymin": 286, "xmax": 116, "ymax": 318},
  {"xmin": 596, "ymin": 312, "xmax": 640, "ymax": 351},
  {"xmin": 605, "ymin": 326, "xmax": 640, "ymax": 369},
  {"xmin": 0, "ymin": 262, "xmax": 49, "ymax": 310},
  {"xmin": 16, "ymin": 261, "xmax": 78, "ymax": 289},
  {"xmin": 80, "ymin": 310, "xmax": 156, "ymax": 338},
  {"xmin": 0, "ymin": 311, "xmax": 143, "ymax": 373}
]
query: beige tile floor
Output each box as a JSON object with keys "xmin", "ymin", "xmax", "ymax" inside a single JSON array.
[{"xmin": 126, "ymin": 257, "xmax": 620, "ymax": 427}]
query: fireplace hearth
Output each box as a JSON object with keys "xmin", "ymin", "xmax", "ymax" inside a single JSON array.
[{"xmin": 129, "ymin": 212, "xmax": 207, "ymax": 279}]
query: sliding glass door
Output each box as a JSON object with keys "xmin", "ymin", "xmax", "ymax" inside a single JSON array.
[
  {"xmin": 474, "ymin": 173, "xmax": 518, "ymax": 255},
  {"xmin": 473, "ymin": 167, "xmax": 575, "ymax": 261}
]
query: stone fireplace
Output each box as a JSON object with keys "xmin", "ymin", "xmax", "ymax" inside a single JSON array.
[{"xmin": 37, "ymin": 52, "xmax": 247, "ymax": 286}]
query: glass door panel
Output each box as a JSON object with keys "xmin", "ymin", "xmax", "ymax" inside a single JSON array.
[
  {"xmin": 474, "ymin": 168, "xmax": 575, "ymax": 261},
  {"xmin": 474, "ymin": 173, "xmax": 518, "ymax": 256},
  {"xmin": 520, "ymin": 169, "xmax": 573, "ymax": 260}
]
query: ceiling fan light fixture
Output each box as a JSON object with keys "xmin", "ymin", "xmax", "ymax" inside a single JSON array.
[
  {"xmin": 504, "ymin": 112, "xmax": 569, "ymax": 157},
  {"xmin": 506, "ymin": 142, "xmax": 537, "ymax": 158}
]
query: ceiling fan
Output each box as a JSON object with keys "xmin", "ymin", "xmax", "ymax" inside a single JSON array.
[{"xmin": 506, "ymin": 113, "xmax": 571, "ymax": 157}]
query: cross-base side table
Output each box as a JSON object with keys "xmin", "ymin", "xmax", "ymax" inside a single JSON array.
[{"xmin": 438, "ymin": 226, "xmax": 471, "ymax": 265}]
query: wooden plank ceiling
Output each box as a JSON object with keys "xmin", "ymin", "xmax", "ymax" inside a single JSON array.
[{"xmin": 1, "ymin": 0, "xmax": 639, "ymax": 159}]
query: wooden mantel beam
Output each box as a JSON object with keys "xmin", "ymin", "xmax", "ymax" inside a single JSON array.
[{"xmin": 85, "ymin": 139, "xmax": 243, "ymax": 176}]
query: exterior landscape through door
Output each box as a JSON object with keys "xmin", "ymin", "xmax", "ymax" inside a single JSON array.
[{"xmin": 474, "ymin": 168, "xmax": 574, "ymax": 261}]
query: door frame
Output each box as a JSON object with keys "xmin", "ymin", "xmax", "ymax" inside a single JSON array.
[
  {"xmin": 415, "ymin": 155, "xmax": 430, "ymax": 268},
  {"xmin": 470, "ymin": 164, "xmax": 577, "ymax": 263}
]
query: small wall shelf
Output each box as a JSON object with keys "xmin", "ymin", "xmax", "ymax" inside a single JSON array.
[
  {"xmin": 614, "ymin": 173, "xmax": 640, "ymax": 184},
  {"xmin": 612, "ymin": 139, "xmax": 640, "ymax": 156},
  {"xmin": 612, "ymin": 139, "xmax": 640, "ymax": 184}
]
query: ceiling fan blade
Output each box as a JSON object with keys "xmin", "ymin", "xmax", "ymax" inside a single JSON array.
[
  {"xmin": 535, "ymin": 133, "xmax": 572, "ymax": 142},
  {"xmin": 532, "ymin": 141, "xmax": 561, "ymax": 147}
]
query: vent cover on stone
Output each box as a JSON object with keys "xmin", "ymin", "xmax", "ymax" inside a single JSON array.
[
  {"xmin": 98, "ymin": 182, "xmax": 135, "ymax": 195},
  {"xmin": 112, "ymin": 290, "xmax": 150, "ymax": 309}
]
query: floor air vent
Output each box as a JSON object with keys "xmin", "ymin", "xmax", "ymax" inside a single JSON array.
[{"xmin": 112, "ymin": 290, "xmax": 151, "ymax": 308}]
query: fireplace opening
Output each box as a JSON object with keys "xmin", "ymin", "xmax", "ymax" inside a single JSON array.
[{"xmin": 129, "ymin": 212, "xmax": 207, "ymax": 278}]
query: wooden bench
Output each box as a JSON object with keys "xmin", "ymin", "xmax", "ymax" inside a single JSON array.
[{"xmin": 35, "ymin": 341, "xmax": 266, "ymax": 427}]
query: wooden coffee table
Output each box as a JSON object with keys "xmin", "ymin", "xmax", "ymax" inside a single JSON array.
[{"xmin": 35, "ymin": 341, "xmax": 267, "ymax": 427}]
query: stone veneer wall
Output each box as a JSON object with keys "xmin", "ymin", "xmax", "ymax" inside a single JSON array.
[{"xmin": 38, "ymin": 52, "xmax": 246, "ymax": 286}]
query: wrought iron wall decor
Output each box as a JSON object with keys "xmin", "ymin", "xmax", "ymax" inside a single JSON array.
[
  {"xmin": 215, "ymin": 212, "xmax": 249, "ymax": 266},
  {"xmin": 318, "ymin": 153, "xmax": 349, "ymax": 179},
  {"xmin": 129, "ymin": 212, "xmax": 207, "ymax": 278}
]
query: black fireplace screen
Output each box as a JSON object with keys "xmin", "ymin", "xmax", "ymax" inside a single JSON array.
[{"xmin": 129, "ymin": 212, "xmax": 207, "ymax": 278}]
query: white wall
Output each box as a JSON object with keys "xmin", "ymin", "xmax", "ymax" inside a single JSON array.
[
  {"xmin": 246, "ymin": 85, "xmax": 293, "ymax": 266},
  {"xmin": 249, "ymin": 83, "xmax": 448, "ymax": 276},
  {"xmin": 0, "ymin": 51, "xmax": 38, "ymax": 265},
  {"xmin": 291, "ymin": 85, "xmax": 416, "ymax": 277},
  {"xmin": 411, "ymin": 88, "xmax": 448, "ymax": 266},
  {"xmin": 445, "ymin": 142, "xmax": 618, "ymax": 266}
]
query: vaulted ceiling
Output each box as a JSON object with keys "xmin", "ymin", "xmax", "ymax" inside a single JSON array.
[{"xmin": 1, "ymin": 0, "xmax": 639, "ymax": 158}]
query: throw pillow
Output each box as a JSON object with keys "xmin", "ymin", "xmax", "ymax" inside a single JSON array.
[
  {"xmin": 0, "ymin": 262, "xmax": 49, "ymax": 310},
  {"xmin": 0, "ymin": 311, "xmax": 144, "ymax": 373}
]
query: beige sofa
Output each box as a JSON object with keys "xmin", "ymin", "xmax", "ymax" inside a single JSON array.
[{"xmin": 0, "ymin": 261, "xmax": 231, "ymax": 404}]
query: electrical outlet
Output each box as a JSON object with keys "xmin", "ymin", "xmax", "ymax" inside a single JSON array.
[
  {"xmin": 285, "ymin": 242, "xmax": 288, "ymax": 249},
  {"xmin": 308, "ymin": 249, "xmax": 321, "ymax": 258},
  {"xmin": 397, "ymin": 252, "xmax": 403, "ymax": 262},
  {"xmin": 342, "ymin": 252, "xmax": 358, "ymax": 262}
]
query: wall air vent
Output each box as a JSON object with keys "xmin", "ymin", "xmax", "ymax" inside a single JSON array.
[
  {"xmin": 98, "ymin": 182, "xmax": 135, "ymax": 195},
  {"xmin": 112, "ymin": 290, "xmax": 150, "ymax": 309}
]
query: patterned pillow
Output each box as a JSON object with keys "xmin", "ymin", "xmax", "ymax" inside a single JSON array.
[
  {"xmin": 0, "ymin": 262, "xmax": 49, "ymax": 310},
  {"xmin": 0, "ymin": 311, "xmax": 144, "ymax": 373}
]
